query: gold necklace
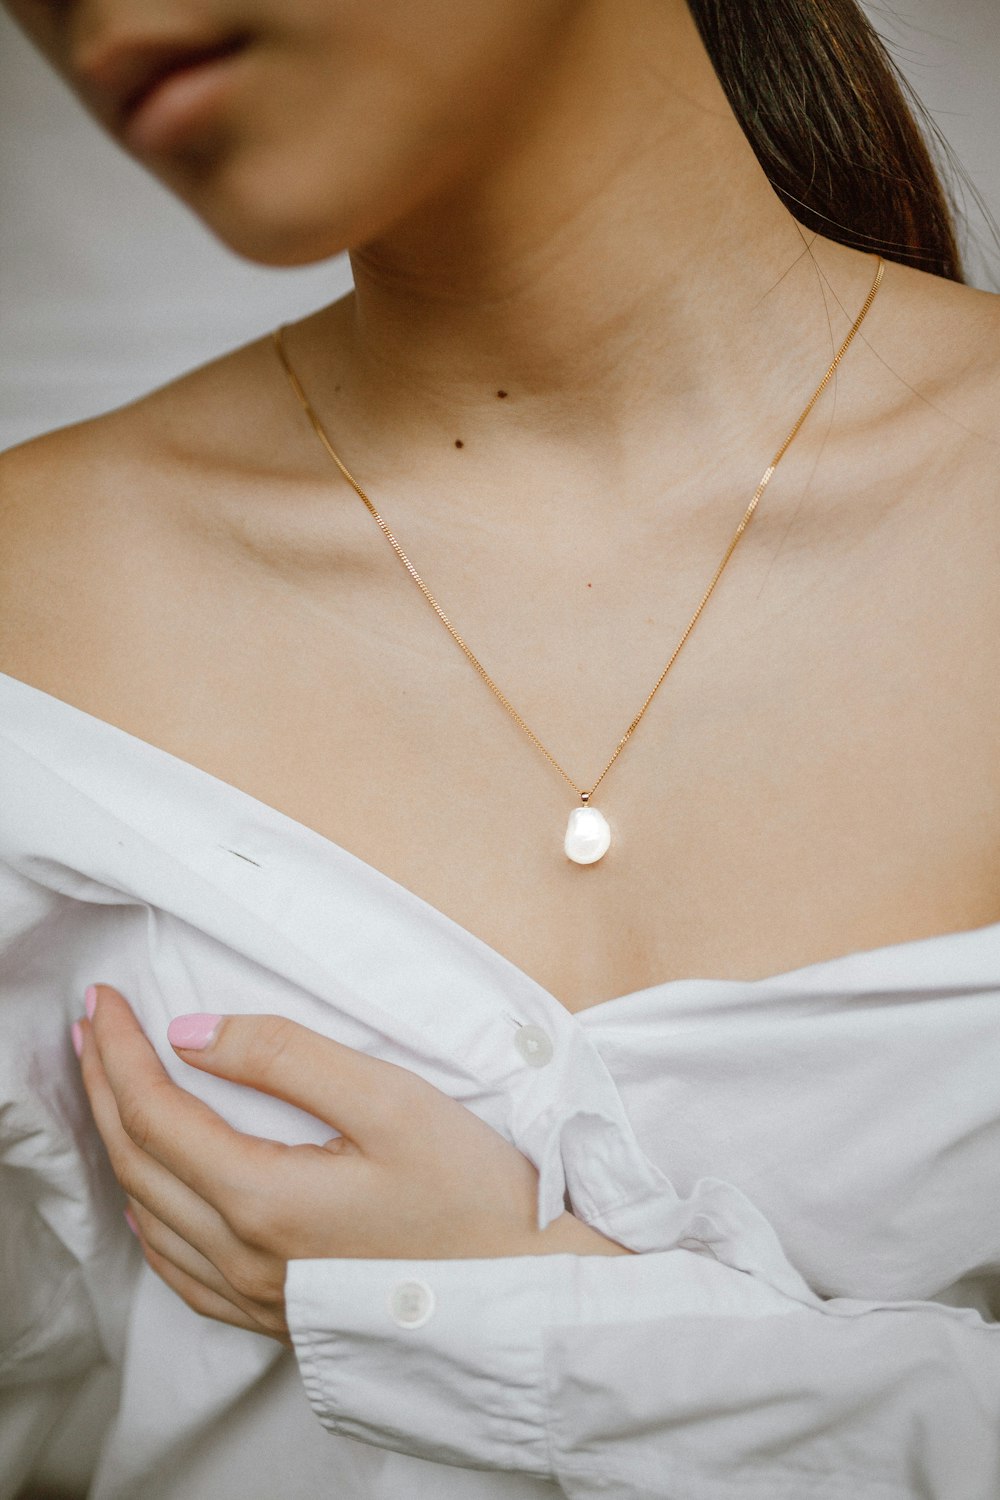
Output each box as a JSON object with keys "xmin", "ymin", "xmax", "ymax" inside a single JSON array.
[{"xmin": 272, "ymin": 255, "xmax": 884, "ymax": 865}]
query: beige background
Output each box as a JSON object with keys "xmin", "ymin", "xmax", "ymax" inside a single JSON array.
[{"xmin": 1, "ymin": 1, "xmax": 998, "ymax": 451}]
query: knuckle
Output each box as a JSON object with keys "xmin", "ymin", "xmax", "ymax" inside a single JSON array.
[
  {"xmin": 141, "ymin": 1241, "xmax": 187, "ymax": 1293},
  {"xmin": 117, "ymin": 1078, "xmax": 171, "ymax": 1152},
  {"xmin": 238, "ymin": 1015, "xmax": 298, "ymax": 1080},
  {"xmin": 139, "ymin": 1244, "xmax": 221, "ymax": 1323},
  {"xmin": 133, "ymin": 1212, "xmax": 160, "ymax": 1254},
  {"xmin": 137, "ymin": 1216, "xmax": 176, "ymax": 1267},
  {"xmin": 187, "ymin": 1285, "xmax": 225, "ymax": 1320},
  {"xmin": 219, "ymin": 1154, "xmax": 290, "ymax": 1245},
  {"xmin": 102, "ymin": 1142, "xmax": 138, "ymax": 1196},
  {"xmin": 117, "ymin": 1098, "xmax": 153, "ymax": 1152},
  {"xmin": 140, "ymin": 1236, "xmax": 170, "ymax": 1272},
  {"xmin": 225, "ymin": 1252, "xmax": 280, "ymax": 1306},
  {"xmin": 254, "ymin": 1305, "xmax": 289, "ymax": 1338},
  {"xmin": 222, "ymin": 1190, "xmax": 276, "ymax": 1247},
  {"xmin": 143, "ymin": 1245, "xmax": 224, "ymax": 1321}
]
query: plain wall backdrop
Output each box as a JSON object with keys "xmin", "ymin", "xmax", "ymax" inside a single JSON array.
[{"xmin": 1, "ymin": 0, "xmax": 998, "ymax": 452}]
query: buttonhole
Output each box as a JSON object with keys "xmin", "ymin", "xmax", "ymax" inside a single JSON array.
[{"xmin": 219, "ymin": 846, "xmax": 262, "ymax": 868}]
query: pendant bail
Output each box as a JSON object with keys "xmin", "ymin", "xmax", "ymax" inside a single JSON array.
[{"xmin": 580, "ymin": 791, "xmax": 591, "ymax": 803}]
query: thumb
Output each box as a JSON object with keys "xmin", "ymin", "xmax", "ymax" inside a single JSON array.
[{"xmin": 167, "ymin": 1012, "xmax": 410, "ymax": 1147}]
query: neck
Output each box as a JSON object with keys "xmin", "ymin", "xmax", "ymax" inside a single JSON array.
[{"xmin": 299, "ymin": 0, "xmax": 877, "ymax": 482}]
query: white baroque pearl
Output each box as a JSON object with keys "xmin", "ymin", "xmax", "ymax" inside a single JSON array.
[{"xmin": 564, "ymin": 805, "xmax": 611, "ymax": 865}]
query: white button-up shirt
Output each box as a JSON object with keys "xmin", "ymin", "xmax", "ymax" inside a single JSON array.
[{"xmin": 1, "ymin": 669, "xmax": 998, "ymax": 1499}]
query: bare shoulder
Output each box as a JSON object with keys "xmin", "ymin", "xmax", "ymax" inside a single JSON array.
[
  {"xmin": 0, "ymin": 330, "xmax": 300, "ymax": 700},
  {"xmin": 847, "ymin": 260, "xmax": 999, "ymax": 604},
  {"xmin": 875, "ymin": 260, "xmax": 1000, "ymax": 438},
  {"xmin": 0, "ymin": 327, "xmax": 298, "ymax": 526}
]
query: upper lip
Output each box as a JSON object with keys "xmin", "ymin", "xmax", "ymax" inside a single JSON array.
[{"xmin": 74, "ymin": 31, "xmax": 249, "ymax": 130}]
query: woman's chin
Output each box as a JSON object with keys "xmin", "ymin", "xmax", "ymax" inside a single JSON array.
[
  {"xmin": 162, "ymin": 171, "xmax": 356, "ymax": 268},
  {"xmin": 157, "ymin": 151, "xmax": 409, "ymax": 269},
  {"xmin": 212, "ymin": 222, "xmax": 353, "ymax": 269}
]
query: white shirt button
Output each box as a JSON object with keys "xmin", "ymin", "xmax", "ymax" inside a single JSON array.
[
  {"xmin": 389, "ymin": 1279, "xmax": 435, "ymax": 1329},
  {"xmin": 514, "ymin": 1024, "xmax": 554, "ymax": 1068}
]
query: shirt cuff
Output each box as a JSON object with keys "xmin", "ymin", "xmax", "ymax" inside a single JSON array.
[
  {"xmin": 285, "ymin": 1253, "xmax": 554, "ymax": 1474},
  {"xmin": 284, "ymin": 1245, "xmax": 795, "ymax": 1476}
]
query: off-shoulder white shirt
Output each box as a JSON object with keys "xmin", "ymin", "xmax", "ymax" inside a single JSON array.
[{"xmin": 1, "ymin": 668, "xmax": 998, "ymax": 1500}]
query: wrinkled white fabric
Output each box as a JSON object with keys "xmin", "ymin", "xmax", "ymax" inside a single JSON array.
[{"xmin": 0, "ymin": 667, "xmax": 998, "ymax": 1499}]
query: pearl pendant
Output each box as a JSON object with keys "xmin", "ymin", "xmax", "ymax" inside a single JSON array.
[{"xmin": 564, "ymin": 804, "xmax": 611, "ymax": 865}]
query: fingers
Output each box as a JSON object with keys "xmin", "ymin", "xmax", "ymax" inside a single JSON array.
[
  {"xmin": 77, "ymin": 988, "xmax": 376, "ymax": 1262},
  {"xmin": 138, "ymin": 1231, "xmax": 289, "ymax": 1346},
  {"xmin": 84, "ymin": 987, "xmax": 291, "ymax": 1209},
  {"xmin": 79, "ymin": 1007, "xmax": 290, "ymax": 1339},
  {"xmin": 87, "ymin": 985, "xmax": 424, "ymax": 1174},
  {"xmin": 163, "ymin": 1007, "xmax": 422, "ymax": 1150},
  {"xmin": 76, "ymin": 988, "xmax": 295, "ymax": 1345},
  {"xmin": 127, "ymin": 1199, "xmax": 288, "ymax": 1336},
  {"xmin": 126, "ymin": 1199, "xmax": 244, "ymax": 1305},
  {"xmin": 77, "ymin": 1007, "xmax": 253, "ymax": 1240}
]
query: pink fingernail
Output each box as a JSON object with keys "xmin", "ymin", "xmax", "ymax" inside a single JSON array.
[
  {"xmin": 71, "ymin": 1021, "xmax": 84, "ymax": 1058},
  {"xmin": 167, "ymin": 1013, "xmax": 222, "ymax": 1050},
  {"xmin": 124, "ymin": 1207, "xmax": 139, "ymax": 1237},
  {"xmin": 84, "ymin": 985, "xmax": 98, "ymax": 1019}
]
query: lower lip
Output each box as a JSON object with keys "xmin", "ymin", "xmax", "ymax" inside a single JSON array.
[{"xmin": 122, "ymin": 44, "xmax": 248, "ymax": 155}]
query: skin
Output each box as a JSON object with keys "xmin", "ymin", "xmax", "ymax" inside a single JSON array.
[{"xmin": 2, "ymin": 0, "xmax": 1000, "ymax": 1335}]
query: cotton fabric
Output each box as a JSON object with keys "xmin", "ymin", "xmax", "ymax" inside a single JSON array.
[{"xmin": 0, "ymin": 668, "xmax": 997, "ymax": 1499}]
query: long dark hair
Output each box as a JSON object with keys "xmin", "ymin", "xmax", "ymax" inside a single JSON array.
[{"xmin": 687, "ymin": 0, "xmax": 965, "ymax": 281}]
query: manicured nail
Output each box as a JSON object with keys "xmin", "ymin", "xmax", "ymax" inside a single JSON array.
[
  {"xmin": 123, "ymin": 1206, "xmax": 139, "ymax": 1237},
  {"xmin": 167, "ymin": 1013, "xmax": 222, "ymax": 1050},
  {"xmin": 84, "ymin": 985, "xmax": 98, "ymax": 1019},
  {"xmin": 71, "ymin": 1021, "xmax": 84, "ymax": 1058}
]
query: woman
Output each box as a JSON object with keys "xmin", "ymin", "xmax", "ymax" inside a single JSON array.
[{"xmin": 1, "ymin": 1, "xmax": 998, "ymax": 1496}]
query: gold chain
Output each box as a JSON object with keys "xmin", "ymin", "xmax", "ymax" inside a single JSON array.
[{"xmin": 271, "ymin": 256, "xmax": 884, "ymax": 803}]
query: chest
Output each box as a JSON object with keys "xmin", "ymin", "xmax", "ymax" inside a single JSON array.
[
  {"xmin": 80, "ymin": 490, "xmax": 1000, "ymax": 1010},
  {"xmin": 7, "ymin": 443, "xmax": 1000, "ymax": 1012}
]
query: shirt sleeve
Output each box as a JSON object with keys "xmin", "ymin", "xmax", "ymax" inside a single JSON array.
[{"xmin": 285, "ymin": 1245, "xmax": 1000, "ymax": 1499}]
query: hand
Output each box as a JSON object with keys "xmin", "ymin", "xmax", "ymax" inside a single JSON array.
[{"xmin": 75, "ymin": 986, "xmax": 628, "ymax": 1344}]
